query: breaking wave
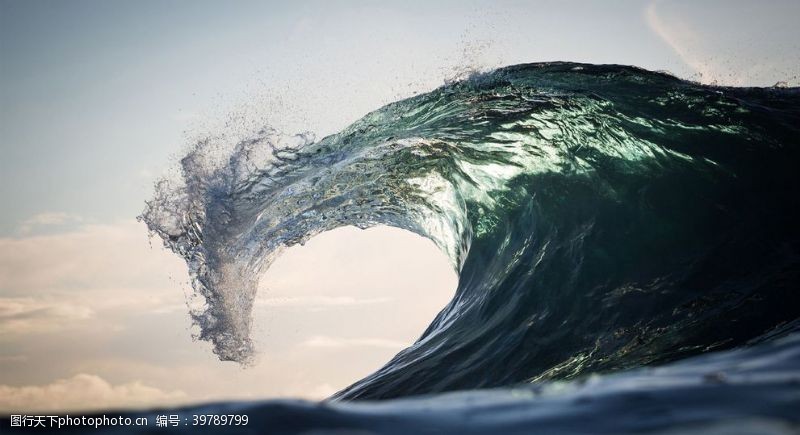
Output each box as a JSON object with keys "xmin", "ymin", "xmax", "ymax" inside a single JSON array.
[{"xmin": 140, "ymin": 62, "xmax": 800, "ymax": 402}]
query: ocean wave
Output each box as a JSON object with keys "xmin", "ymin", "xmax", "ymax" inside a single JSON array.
[{"xmin": 140, "ymin": 62, "xmax": 800, "ymax": 402}]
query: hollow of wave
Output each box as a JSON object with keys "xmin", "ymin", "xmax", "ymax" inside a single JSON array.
[{"xmin": 140, "ymin": 62, "xmax": 800, "ymax": 401}]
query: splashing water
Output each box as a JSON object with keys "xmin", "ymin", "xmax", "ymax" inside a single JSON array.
[{"xmin": 140, "ymin": 63, "xmax": 800, "ymax": 407}]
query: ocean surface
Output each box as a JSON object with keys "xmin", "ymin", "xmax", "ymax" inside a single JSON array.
[{"xmin": 13, "ymin": 62, "xmax": 800, "ymax": 433}]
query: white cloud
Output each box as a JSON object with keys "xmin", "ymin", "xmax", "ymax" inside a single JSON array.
[
  {"xmin": 644, "ymin": 1, "xmax": 715, "ymax": 82},
  {"xmin": 301, "ymin": 335, "xmax": 408, "ymax": 350},
  {"xmin": 257, "ymin": 296, "xmax": 392, "ymax": 308},
  {"xmin": 0, "ymin": 374, "xmax": 187, "ymax": 413},
  {"xmin": 0, "ymin": 220, "xmax": 186, "ymax": 301},
  {"xmin": 0, "ymin": 220, "xmax": 187, "ymax": 340},
  {"xmin": 18, "ymin": 212, "xmax": 84, "ymax": 235},
  {"xmin": 0, "ymin": 219, "xmax": 455, "ymax": 409},
  {"xmin": 645, "ymin": 0, "xmax": 800, "ymax": 87},
  {"xmin": 0, "ymin": 297, "xmax": 94, "ymax": 334}
]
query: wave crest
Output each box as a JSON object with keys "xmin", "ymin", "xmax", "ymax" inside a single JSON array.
[{"xmin": 141, "ymin": 63, "xmax": 800, "ymax": 399}]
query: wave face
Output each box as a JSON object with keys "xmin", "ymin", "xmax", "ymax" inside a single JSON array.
[{"xmin": 141, "ymin": 62, "xmax": 800, "ymax": 400}]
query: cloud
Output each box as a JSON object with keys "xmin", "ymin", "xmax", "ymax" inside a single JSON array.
[
  {"xmin": 257, "ymin": 296, "xmax": 392, "ymax": 308},
  {"xmin": 0, "ymin": 220, "xmax": 187, "ymax": 340},
  {"xmin": 0, "ymin": 374, "xmax": 187, "ymax": 413},
  {"xmin": 644, "ymin": 0, "xmax": 715, "ymax": 82},
  {"xmin": 0, "ymin": 297, "xmax": 94, "ymax": 334},
  {"xmin": 18, "ymin": 212, "xmax": 84, "ymax": 235},
  {"xmin": 644, "ymin": 0, "xmax": 800, "ymax": 86},
  {"xmin": 0, "ymin": 220, "xmax": 185, "ymax": 302},
  {"xmin": 301, "ymin": 335, "xmax": 407, "ymax": 350},
  {"xmin": 0, "ymin": 218, "xmax": 455, "ymax": 408}
]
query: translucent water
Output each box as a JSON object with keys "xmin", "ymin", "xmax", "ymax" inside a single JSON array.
[{"xmin": 130, "ymin": 62, "xmax": 800, "ymax": 432}]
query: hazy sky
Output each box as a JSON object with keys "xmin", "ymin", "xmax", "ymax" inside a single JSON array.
[{"xmin": 1, "ymin": 0, "xmax": 798, "ymax": 413}]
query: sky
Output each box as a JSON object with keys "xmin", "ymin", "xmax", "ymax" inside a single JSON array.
[{"xmin": 1, "ymin": 0, "xmax": 799, "ymax": 413}]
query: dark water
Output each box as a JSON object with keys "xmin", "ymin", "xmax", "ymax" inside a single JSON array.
[
  {"xmin": 36, "ymin": 62, "xmax": 800, "ymax": 433},
  {"xmin": 5, "ymin": 332, "xmax": 799, "ymax": 434}
]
